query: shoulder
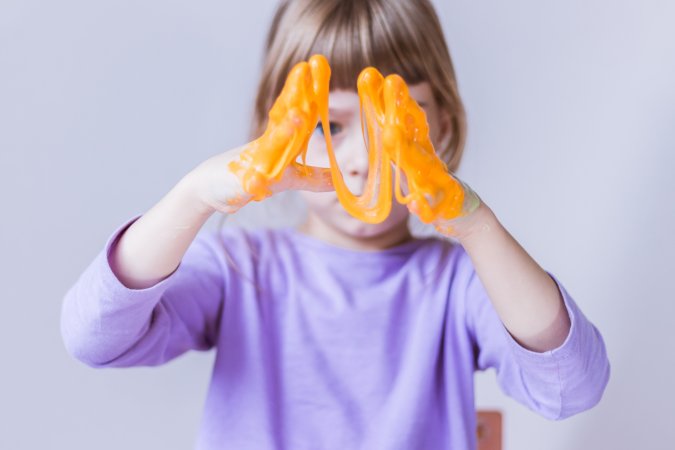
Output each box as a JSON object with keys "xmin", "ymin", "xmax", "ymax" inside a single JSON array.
[
  {"xmin": 414, "ymin": 235, "xmax": 475, "ymax": 278},
  {"xmin": 401, "ymin": 235, "xmax": 477, "ymax": 305},
  {"xmin": 426, "ymin": 238, "xmax": 486, "ymax": 326}
]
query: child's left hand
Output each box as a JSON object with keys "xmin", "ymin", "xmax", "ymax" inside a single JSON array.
[
  {"xmin": 361, "ymin": 71, "xmax": 482, "ymax": 234},
  {"xmin": 432, "ymin": 175, "xmax": 483, "ymax": 237},
  {"xmin": 403, "ymin": 171, "xmax": 483, "ymax": 238}
]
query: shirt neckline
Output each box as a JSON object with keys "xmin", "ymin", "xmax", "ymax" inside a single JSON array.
[{"xmin": 281, "ymin": 226, "xmax": 431, "ymax": 259}]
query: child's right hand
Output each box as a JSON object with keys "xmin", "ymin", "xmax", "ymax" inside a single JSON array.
[{"xmin": 187, "ymin": 57, "xmax": 334, "ymax": 215}]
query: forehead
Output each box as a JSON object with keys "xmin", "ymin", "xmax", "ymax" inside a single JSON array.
[
  {"xmin": 328, "ymin": 82, "xmax": 434, "ymax": 113},
  {"xmin": 327, "ymin": 90, "xmax": 360, "ymax": 113}
]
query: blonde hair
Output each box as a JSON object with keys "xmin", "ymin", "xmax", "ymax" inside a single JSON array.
[{"xmin": 251, "ymin": 0, "xmax": 467, "ymax": 171}]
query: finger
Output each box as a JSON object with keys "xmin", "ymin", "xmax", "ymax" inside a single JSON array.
[{"xmin": 286, "ymin": 165, "xmax": 334, "ymax": 192}]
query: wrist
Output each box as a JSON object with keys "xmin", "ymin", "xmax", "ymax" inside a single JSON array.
[
  {"xmin": 182, "ymin": 150, "xmax": 254, "ymax": 215},
  {"xmin": 435, "ymin": 202, "xmax": 499, "ymax": 242},
  {"xmin": 175, "ymin": 171, "xmax": 218, "ymax": 218}
]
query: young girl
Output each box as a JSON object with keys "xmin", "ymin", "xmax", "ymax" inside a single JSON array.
[{"xmin": 61, "ymin": 0, "xmax": 610, "ymax": 449}]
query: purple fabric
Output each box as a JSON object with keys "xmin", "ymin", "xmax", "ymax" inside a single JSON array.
[{"xmin": 61, "ymin": 215, "xmax": 610, "ymax": 449}]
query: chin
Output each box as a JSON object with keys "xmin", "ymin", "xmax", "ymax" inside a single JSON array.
[
  {"xmin": 330, "ymin": 203, "xmax": 409, "ymax": 238},
  {"xmin": 300, "ymin": 191, "xmax": 410, "ymax": 239},
  {"xmin": 337, "ymin": 217, "xmax": 388, "ymax": 238}
]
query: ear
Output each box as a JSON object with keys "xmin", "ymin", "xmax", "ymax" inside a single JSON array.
[{"xmin": 435, "ymin": 109, "xmax": 453, "ymax": 151}]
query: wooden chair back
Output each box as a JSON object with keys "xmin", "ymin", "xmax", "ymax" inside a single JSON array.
[{"xmin": 477, "ymin": 410, "xmax": 502, "ymax": 450}]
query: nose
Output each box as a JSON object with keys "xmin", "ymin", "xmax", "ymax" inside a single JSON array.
[{"xmin": 340, "ymin": 128, "xmax": 370, "ymax": 178}]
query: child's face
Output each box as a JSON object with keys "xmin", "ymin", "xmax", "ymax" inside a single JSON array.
[{"xmin": 299, "ymin": 82, "xmax": 449, "ymax": 241}]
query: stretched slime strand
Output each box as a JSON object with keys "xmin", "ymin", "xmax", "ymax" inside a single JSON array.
[
  {"xmin": 321, "ymin": 60, "xmax": 393, "ymax": 223},
  {"xmin": 228, "ymin": 54, "xmax": 471, "ymax": 224}
]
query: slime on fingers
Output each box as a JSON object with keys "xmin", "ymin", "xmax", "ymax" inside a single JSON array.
[{"xmin": 227, "ymin": 54, "xmax": 478, "ymax": 225}]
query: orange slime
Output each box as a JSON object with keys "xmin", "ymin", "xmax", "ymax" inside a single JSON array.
[{"xmin": 228, "ymin": 54, "xmax": 470, "ymax": 225}]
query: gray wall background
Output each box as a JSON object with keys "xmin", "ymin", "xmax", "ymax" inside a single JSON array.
[{"xmin": 2, "ymin": 0, "xmax": 674, "ymax": 448}]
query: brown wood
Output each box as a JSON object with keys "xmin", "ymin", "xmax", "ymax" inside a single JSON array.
[{"xmin": 477, "ymin": 410, "xmax": 502, "ymax": 450}]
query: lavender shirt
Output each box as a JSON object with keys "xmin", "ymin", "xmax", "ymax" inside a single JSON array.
[{"xmin": 61, "ymin": 215, "xmax": 610, "ymax": 449}]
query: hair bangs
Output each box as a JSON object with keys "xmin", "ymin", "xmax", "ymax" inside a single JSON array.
[{"xmin": 300, "ymin": 0, "xmax": 428, "ymax": 90}]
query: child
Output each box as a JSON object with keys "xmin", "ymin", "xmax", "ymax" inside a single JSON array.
[{"xmin": 61, "ymin": 0, "xmax": 610, "ymax": 449}]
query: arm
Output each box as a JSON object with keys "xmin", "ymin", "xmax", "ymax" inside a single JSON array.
[
  {"xmin": 60, "ymin": 155, "xmax": 240, "ymax": 367},
  {"xmin": 62, "ymin": 145, "xmax": 333, "ymax": 367},
  {"xmin": 60, "ymin": 210, "xmax": 226, "ymax": 368},
  {"xmin": 464, "ymin": 263, "xmax": 610, "ymax": 420},
  {"xmin": 108, "ymin": 145, "xmax": 275, "ymax": 289},
  {"xmin": 444, "ymin": 200, "xmax": 609, "ymax": 419},
  {"xmin": 448, "ymin": 202, "xmax": 571, "ymax": 352},
  {"xmin": 109, "ymin": 174, "xmax": 216, "ymax": 290}
]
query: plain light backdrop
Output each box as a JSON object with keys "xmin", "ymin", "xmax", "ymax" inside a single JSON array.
[{"xmin": 1, "ymin": 0, "xmax": 673, "ymax": 449}]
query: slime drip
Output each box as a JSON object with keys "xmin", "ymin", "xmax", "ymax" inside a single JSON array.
[{"xmin": 228, "ymin": 54, "xmax": 472, "ymax": 225}]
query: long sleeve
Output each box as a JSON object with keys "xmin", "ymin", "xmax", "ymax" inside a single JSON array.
[
  {"xmin": 465, "ymin": 262, "xmax": 610, "ymax": 420},
  {"xmin": 60, "ymin": 215, "xmax": 225, "ymax": 368}
]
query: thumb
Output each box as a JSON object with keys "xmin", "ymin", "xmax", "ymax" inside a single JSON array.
[{"xmin": 282, "ymin": 164, "xmax": 334, "ymax": 193}]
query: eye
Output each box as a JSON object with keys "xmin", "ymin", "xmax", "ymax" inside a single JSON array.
[{"xmin": 314, "ymin": 121, "xmax": 343, "ymax": 136}]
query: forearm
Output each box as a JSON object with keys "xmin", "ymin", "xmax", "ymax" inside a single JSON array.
[
  {"xmin": 450, "ymin": 203, "xmax": 571, "ymax": 352},
  {"xmin": 109, "ymin": 174, "xmax": 216, "ymax": 289}
]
